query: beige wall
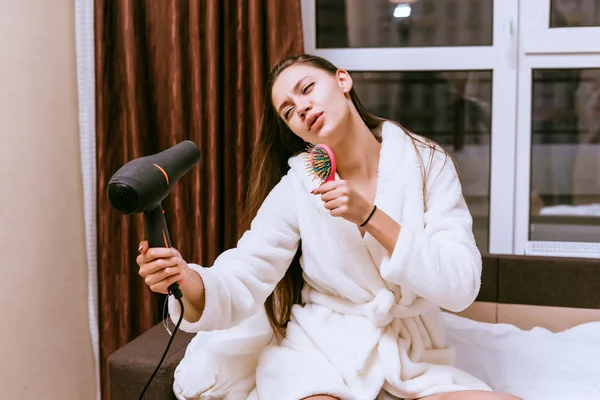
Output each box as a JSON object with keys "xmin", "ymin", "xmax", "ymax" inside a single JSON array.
[
  {"xmin": 0, "ymin": 0, "xmax": 96, "ymax": 399},
  {"xmin": 458, "ymin": 302, "xmax": 600, "ymax": 332}
]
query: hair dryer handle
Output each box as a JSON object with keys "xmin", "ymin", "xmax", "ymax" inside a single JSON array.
[
  {"xmin": 144, "ymin": 205, "xmax": 182, "ymax": 299},
  {"xmin": 144, "ymin": 205, "xmax": 172, "ymax": 248}
]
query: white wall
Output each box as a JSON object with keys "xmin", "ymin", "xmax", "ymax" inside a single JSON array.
[{"xmin": 0, "ymin": 0, "xmax": 97, "ymax": 398}]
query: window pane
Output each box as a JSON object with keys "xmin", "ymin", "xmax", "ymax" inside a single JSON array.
[
  {"xmin": 530, "ymin": 68, "xmax": 600, "ymax": 242},
  {"xmin": 350, "ymin": 71, "xmax": 493, "ymax": 253},
  {"xmin": 550, "ymin": 0, "xmax": 600, "ymax": 28},
  {"xmin": 316, "ymin": 0, "xmax": 493, "ymax": 48}
]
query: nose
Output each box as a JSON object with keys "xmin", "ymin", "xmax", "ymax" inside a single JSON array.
[{"xmin": 296, "ymin": 103, "xmax": 311, "ymax": 119}]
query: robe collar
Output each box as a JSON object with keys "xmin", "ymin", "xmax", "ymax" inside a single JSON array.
[
  {"xmin": 287, "ymin": 120, "xmax": 422, "ymax": 225},
  {"xmin": 287, "ymin": 121, "xmax": 426, "ymax": 297}
]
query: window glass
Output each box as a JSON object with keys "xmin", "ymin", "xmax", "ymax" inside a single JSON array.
[
  {"xmin": 316, "ymin": 0, "xmax": 493, "ymax": 48},
  {"xmin": 550, "ymin": 0, "xmax": 600, "ymax": 28},
  {"xmin": 530, "ymin": 68, "xmax": 600, "ymax": 242},
  {"xmin": 351, "ymin": 70, "xmax": 493, "ymax": 253}
]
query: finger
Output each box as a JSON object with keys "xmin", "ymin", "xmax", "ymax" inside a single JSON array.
[
  {"xmin": 140, "ymin": 247, "xmax": 178, "ymax": 264},
  {"xmin": 150, "ymin": 272, "xmax": 183, "ymax": 294},
  {"xmin": 135, "ymin": 246, "xmax": 152, "ymax": 267},
  {"xmin": 329, "ymin": 205, "xmax": 348, "ymax": 217},
  {"xmin": 312, "ymin": 180, "xmax": 344, "ymax": 195},
  {"xmin": 139, "ymin": 255, "xmax": 181, "ymax": 277},
  {"xmin": 324, "ymin": 197, "xmax": 348, "ymax": 211},
  {"xmin": 144, "ymin": 262, "xmax": 182, "ymax": 287},
  {"xmin": 320, "ymin": 187, "xmax": 349, "ymax": 202},
  {"xmin": 138, "ymin": 240, "xmax": 149, "ymax": 254}
]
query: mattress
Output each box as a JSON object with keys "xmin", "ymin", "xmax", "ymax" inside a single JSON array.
[{"xmin": 443, "ymin": 312, "xmax": 600, "ymax": 400}]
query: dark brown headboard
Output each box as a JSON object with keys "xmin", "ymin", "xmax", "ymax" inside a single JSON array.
[{"xmin": 479, "ymin": 254, "xmax": 600, "ymax": 309}]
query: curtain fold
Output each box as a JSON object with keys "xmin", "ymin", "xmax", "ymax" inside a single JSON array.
[{"xmin": 94, "ymin": 0, "xmax": 304, "ymax": 397}]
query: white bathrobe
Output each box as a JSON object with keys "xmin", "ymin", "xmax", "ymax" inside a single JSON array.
[{"xmin": 169, "ymin": 121, "xmax": 492, "ymax": 400}]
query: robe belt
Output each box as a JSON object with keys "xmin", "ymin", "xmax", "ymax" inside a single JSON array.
[{"xmin": 303, "ymin": 288, "xmax": 435, "ymax": 328}]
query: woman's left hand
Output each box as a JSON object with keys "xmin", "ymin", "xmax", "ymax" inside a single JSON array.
[{"xmin": 312, "ymin": 180, "xmax": 373, "ymax": 225}]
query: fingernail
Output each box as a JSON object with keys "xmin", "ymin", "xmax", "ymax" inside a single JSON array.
[
  {"xmin": 177, "ymin": 257, "xmax": 182, "ymax": 264},
  {"xmin": 172, "ymin": 249, "xmax": 177, "ymax": 256},
  {"xmin": 310, "ymin": 189, "xmax": 316, "ymax": 194},
  {"xmin": 138, "ymin": 245, "xmax": 143, "ymax": 252}
]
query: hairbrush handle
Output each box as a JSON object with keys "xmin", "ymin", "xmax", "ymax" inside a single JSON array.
[{"xmin": 318, "ymin": 144, "xmax": 337, "ymax": 182}]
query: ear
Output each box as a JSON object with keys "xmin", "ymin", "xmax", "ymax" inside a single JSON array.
[{"xmin": 336, "ymin": 69, "xmax": 353, "ymax": 94}]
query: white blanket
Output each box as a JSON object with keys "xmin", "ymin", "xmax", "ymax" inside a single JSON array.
[
  {"xmin": 169, "ymin": 121, "xmax": 491, "ymax": 399},
  {"xmin": 444, "ymin": 312, "xmax": 600, "ymax": 400}
]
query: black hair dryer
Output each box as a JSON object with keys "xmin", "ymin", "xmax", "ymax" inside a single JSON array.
[{"xmin": 106, "ymin": 140, "xmax": 201, "ymax": 299}]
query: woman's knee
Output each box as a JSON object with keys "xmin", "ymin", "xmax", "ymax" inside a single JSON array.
[{"xmin": 488, "ymin": 394, "xmax": 521, "ymax": 400}]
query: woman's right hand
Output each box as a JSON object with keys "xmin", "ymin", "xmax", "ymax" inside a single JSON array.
[{"xmin": 136, "ymin": 240, "xmax": 189, "ymax": 294}]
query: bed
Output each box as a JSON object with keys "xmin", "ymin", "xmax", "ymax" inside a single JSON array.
[
  {"xmin": 108, "ymin": 254, "xmax": 600, "ymax": 400},
  {"xmin": 445, "ymin": 311, "xmax": 600, "ymax": 399}
]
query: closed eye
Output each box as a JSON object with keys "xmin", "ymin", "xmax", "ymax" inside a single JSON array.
[
  {"xmin": 284, "ymin": 106, "xmax": 294, "ymax": 120},
  {"xmin": 302, "ymin": 82, "xmax": 314, "ymax": 94},
  {"xmin": 282, "ymin": 81, "xmax": 314, "ymax": 120}
]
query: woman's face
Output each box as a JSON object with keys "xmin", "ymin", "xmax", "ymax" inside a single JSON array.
[{"xmin": 271, "ymin": 64, "xmax": 353, "ymax": 145}]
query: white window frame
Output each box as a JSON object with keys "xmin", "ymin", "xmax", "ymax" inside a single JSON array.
[
  {"xmin": 514, "ymin": 0, "xmax": 600, "ymax": 257},
  {"xmin": 514, "ymin": 57, "xmax": 600, "ymax": 256},
  {"xmin": 300, "ymin": 0, "xmax": 520, "ymax": 255},
  {"xmin": 520, "ymin": 0, "xmax": 600, "ymax": 55}
]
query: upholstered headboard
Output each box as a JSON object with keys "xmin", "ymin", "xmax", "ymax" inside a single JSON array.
[{"xmin": 457, "ymin": 254, "xmax": 600, "ymax": 331}]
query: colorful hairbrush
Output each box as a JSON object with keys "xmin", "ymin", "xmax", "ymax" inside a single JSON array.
[{"xmin": 305, "ymin": 143, "xmax": 336, "ymax": 182}]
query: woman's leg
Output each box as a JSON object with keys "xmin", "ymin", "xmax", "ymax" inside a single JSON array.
[{"xmin": 421, "ymin": 391, "xmax": 522, "ymax": 400}]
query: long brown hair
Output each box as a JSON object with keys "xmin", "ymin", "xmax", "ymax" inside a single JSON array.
[{"xmin": 241, "ymin": 54, "xmax": 446, "ymax": 338}]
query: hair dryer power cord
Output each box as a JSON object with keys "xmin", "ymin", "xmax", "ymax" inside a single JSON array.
[{"xmin": 138, "ymin": 292, "xmax": 184, "ymax": 400}]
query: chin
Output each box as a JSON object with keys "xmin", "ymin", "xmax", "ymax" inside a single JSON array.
[
  {"xmin": 314, "ymin": 123, "xmax": 337, "ymax": 143},
  {"xmin": 316, "ymin": 128, "xmax": 331, "ymax": 140}
]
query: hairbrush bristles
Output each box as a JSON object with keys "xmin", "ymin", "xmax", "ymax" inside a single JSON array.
[{"xmin": 305, "ymin": 143, "xmax": 336, "ymax": 182}]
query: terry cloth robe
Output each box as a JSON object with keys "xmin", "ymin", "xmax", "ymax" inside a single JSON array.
[{"xmin": 168, "ymin": 121, "xmax": 492, "ymax": 400}]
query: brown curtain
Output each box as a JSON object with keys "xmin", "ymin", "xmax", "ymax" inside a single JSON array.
[{"xmin": 94, "ymin": 0, "xmax": 304, "ymax": 398}]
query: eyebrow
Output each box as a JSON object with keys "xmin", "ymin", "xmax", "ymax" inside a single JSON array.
[{"xmin": 277, "ymin": 76, "xmax": 310, "ymax": 116}]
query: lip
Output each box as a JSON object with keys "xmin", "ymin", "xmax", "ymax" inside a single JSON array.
[{"xmin": 307, "ymin": 112, "xmax": 324, "ymax": 131}]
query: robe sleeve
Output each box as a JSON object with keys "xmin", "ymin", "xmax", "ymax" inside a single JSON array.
[
  {"xmin": 168, "ymin": 172, "xmax": 300, "ymax": 332},
  {"xmin": 380, "ymin": 150, "xmax": 482, "ymax": 312}
]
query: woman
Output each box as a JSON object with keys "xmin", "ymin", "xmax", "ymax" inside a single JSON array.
[{"xmin": 137, "ymin": 54, "xmax": 520, "ymax": 400}]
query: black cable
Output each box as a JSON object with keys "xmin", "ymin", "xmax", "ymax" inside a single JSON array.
[{"xmin": 138, "ymin": 289, "xmax": 184, "ymax": 400}]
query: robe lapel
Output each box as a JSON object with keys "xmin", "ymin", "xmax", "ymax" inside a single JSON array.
[
  {"xmin": 363, "ymin": 122, "xmax": 426, "ymax": 306},
  {"xmin": 287, "ymin": 121, "xmax": 427, "ymax": 301},
  {"xmin": 290, "ymin": 154, "xmax": 383, "ymax": 294}
]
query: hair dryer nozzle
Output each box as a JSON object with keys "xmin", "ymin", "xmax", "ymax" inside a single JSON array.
[{"xmin": 106, "ymin": 181, "xmax": 140, "ymax": 214}]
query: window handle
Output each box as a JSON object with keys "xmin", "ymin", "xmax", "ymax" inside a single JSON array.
[{"xmin": 504, "ymin": 17, "xmax": 517, "ymax": 69}]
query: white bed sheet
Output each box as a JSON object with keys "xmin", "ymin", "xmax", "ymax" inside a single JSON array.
[{"xmin": 443, "ymin": 312, "xmax": 600, "ymax": 400}]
